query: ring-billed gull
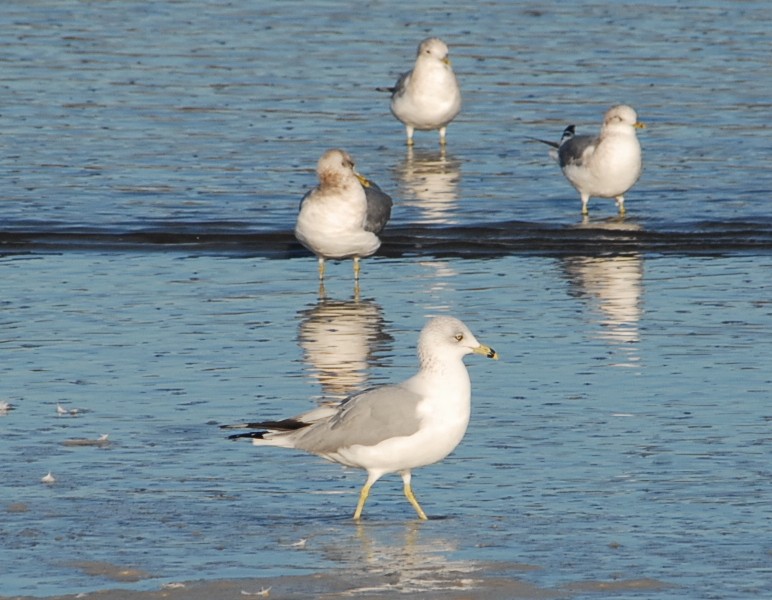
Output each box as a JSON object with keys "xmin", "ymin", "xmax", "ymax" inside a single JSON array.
[
  {"xmin": 222, "ymin": 316, "xmax": 498, "ymax": 520},
  {"xmin": 378, "ymin": 37, "xmax": 461, "ymax": 146},
  {"xmin": 295, "ymin": 149, "xmax": 392, "ymax": 281},
  {"xmin": 532, "ymin": 105, "xmax": 645, "ymax": 215}
]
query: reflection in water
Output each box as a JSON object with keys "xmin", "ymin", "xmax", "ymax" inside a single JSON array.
[
  {"xmin": 562, "ymin": 252, "xmax": 644, "ymax": 367},
  {"xmin": 318, "ymin": 522, "xmax": 476, "ymax": 596},
  {"xmin": 394, "ymin": 147, "xmax": 461, "ymax": 223},
  {"xmin": 297, "ymin": 291, "xmax": 393, "ymax": 401},
  {"xmin": 418, "ymin": 260, "xmax": 458, "ymax": 312}
]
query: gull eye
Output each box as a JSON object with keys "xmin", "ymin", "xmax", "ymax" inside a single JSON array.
[{"xmin": 454, "ymin": 333, "xmax": 464, "ymax": 342}]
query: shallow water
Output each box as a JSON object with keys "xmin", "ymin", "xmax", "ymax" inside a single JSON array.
[{"xmin": 1, "ymin": 1, "xmax": 771, "ymax": 598}]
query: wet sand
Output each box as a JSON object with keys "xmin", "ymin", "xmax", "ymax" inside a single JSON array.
[
  {"xmin": 2, "ymin": 218, "xmax": 772, "ymax": 258},
  {"xmin": 0, "ymin": 559, "xmax": 669, "ymax": 599}
]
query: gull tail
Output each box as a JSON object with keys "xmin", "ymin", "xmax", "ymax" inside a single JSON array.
[
  {"xmin": 525, "ymin": 136, "xmax": 560, "ymax": 149},
  {"xmin": 375, "ymin": 86, "xmax": 397, "ymax": 93}
]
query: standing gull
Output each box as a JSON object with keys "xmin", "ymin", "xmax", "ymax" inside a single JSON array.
[
  {"xmin": 295, "ymin": 149, "xmax": 392, "ymax": 281},
  {"xmin": 379, "ymin": 37, "xmax": 461, "ymax": 146},
  {"xmin": 532, "ymin": 105, "xmax": 645, "ymax": 215},
  {"xmin": 222, "ymin": 316, "xmax": 498, "ymax": 520}
]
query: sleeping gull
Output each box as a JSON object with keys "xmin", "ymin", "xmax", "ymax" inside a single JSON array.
[
  {"xmin": 222, "ymin": 316, "xmax": 498, "ymax": 520},
  {"xmin": 378, "ymin": 37, "xmax": 461, "ymax": 146},
  {"xmin": 532, "ymin": 104, "xmax": 645, "ymax": 215},
  {"xmin": 295, "ymin": 149, "xmax": 392, "ymax": 281}
]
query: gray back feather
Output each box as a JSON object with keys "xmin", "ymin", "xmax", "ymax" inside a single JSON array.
[
  {"xmin": 293, "ymin": 383, "xmax": 422, "ymax": 454},
  {"xmin": 298, "ymin": 186, "xmax": 317, "ymax": 211},
  {"xmin": 364, "ymin": 182, "xmax": 393, "ymax": 234},
  {"xmin": 558, "ymin": 134, "xmax": 597, "ymax": 168},
  {"xmin": 391, "ymin": 71, "xmax": 410, "ymax": 99}
]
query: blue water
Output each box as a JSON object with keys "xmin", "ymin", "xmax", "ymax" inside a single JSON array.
[{"xmin": 1, "ymin": 1, "xmax": 771, "ymax": 598}]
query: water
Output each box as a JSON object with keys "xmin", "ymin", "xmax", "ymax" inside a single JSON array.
[{"xmin": 1, "ymin": 1, "xmax": 771, "ymax": 598}]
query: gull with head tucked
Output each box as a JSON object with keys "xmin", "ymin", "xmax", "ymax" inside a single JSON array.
[
  {"xmin": 222, "ymin": 316, "xmax": 498, "ymax": 520},
  {"xmin": 379, "ymin": 37, "xmax": 462, "ymax": 146},
  {"xmin": 295, "ymin": 149, "xmax": 392, "ymax": 282},
  {"xmin": 532, "ymin": 104, "xmax": 645, "ymax": 216}
]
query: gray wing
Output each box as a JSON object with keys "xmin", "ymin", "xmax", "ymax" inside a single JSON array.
[
  {"xmin": 375, "ymin": 70, "xmax": 410, "ymax": 97},
  {"xmin": 391, "ymin": 71, "xmax": 410, "ymax": 98},
  {"xmin": 298, "ymin": 187, "xmax": 314, "ymax": 211},
  {"xmin": 363, "ymin": 181, "xmax": 393, "ymax": 234},
  {"xmin": 558, "ymin": 133, "xmax": 597, "ymax": 168},
  {"xmin": 293, "ymin": 383, "xmax": 423, "ymax": 454}
]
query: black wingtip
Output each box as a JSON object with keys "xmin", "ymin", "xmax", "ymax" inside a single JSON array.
[
  {"xmin": 220, "ymin": 418, "xmax": 309, "ymax": 432},
  {"xmin": 559, "ymin": 125, "xmax": 576, "ymax": 143},
  {"xmin": 227, "ymin": 431, "xmax": 266, "ymax": 441}
]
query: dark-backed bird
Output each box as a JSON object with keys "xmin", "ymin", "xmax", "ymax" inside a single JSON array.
[
  {"xmin": 294, "ymin": 149, "xmax": 392, "ymax": 281},
  {"xmin": 531, "ymin": 104, "xmax": 645, "ymax": 216}
]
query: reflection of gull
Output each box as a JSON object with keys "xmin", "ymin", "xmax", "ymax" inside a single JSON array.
[
  {"xmin": 395, "ymin": 147, "xmax": 460, "ymax": 223},
  {"xmin": 297, "ymin": 295, "xmax": 392, "ymax": 401},
  {"xmin": 562, "ymin": 252, "xmax": 643, "ymax": 364},
  {"xmin": 532, "ymin": 105, "xmax": 645, "ymax": 215},
  {"xmin": 379, "ymin": 38, "xmax": 461, "ymax": 146},
  {"xmin": 317, "ymin": 523, "xmax": 548, "ymax": 596},
  {"xmin": 295, "ymin": 149, "xmax": 392, "ymax": 281},
  {"xmin": 223, "ymin": 317, "xmax": 498, "ymax": 520},
  {"xmin": 417, "ymin": 260, "xmax": 458, "ymax": 307},
  {"xmin": 322, "ymin": 523, "xmax": 477, "ymax": 595}
]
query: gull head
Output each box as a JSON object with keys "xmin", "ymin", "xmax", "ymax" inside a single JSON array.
[
  {"xmin": 417, "ymin": 37, "xmax": 451, "ymax": 65},
  {"xmin": 417, "ymin": 316, "xmax": 498, "ymax": 370},
  {"xmin": 602, "ymin": 105, "xmax": 646, "ymax": 133},
  {"xmin": 317, "ymin": 148, "xmax": 358, "ymax": 189}
]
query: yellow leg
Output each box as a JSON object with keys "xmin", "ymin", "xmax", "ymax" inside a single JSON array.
[
  {"xmin": 353, "ymin": 479, "xmax": 373, "ymax": 520},
  {"xmin": 318, "ymin": 257, "xmax": 326, "ymax": 280},
  {"xmin": 353, "ymin": 256, "xmax": 361, "ymax": 281},
  {"xmin": 581, "ymin": 194, "xmax": 590, "ymax": 216},
  {"xmin": 401, "ymin": 471, "xmax": 428, "ymax": 520},
  {"xmin": 616, "ymin": 195, "xmax": 626, "ymax": 216}
]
